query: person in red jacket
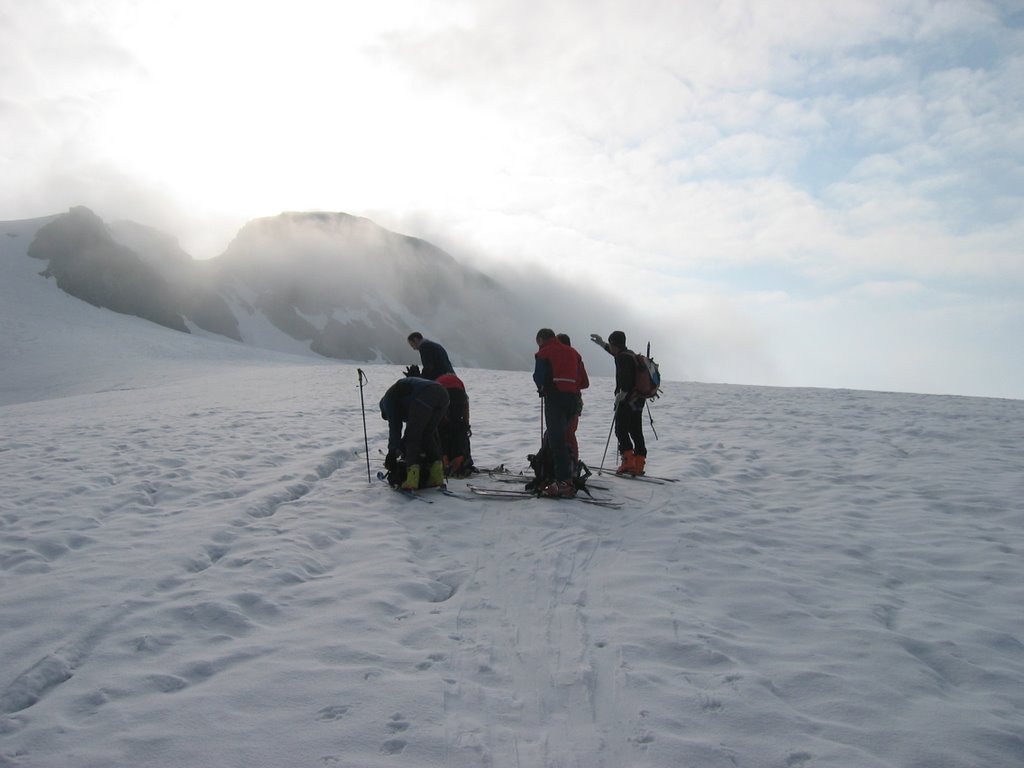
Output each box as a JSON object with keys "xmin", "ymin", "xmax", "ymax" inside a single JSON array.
[
  {"xmin": 557, "ymin": 333, "xmax": 588, "ymax": 470},
  {"xmin": 533, "ymin": 328, "xmax": 590, "ymax": 497}
]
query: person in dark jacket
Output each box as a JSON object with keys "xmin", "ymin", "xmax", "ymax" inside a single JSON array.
[
  {"xmin": 407, "ymin": 332, "xmax": 455, "ymax": 380},
  {"xmin": 591, "ymin": 330, "xmax": 647, "ymax": 475},
  {"xmin": 436, "ymin": 372, "xmax": 475, "ymax": 477},
  {"xmin": 533, "ymin": 328, "xmax": 590, "ymax": 497},
  {"xmin": 379, "ymin": 377, "xmax": 450, "ymax": 490}
]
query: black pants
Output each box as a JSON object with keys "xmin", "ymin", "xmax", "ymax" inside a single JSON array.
[
  {"xmin": 544, "ymin": 391, "xmax": 578, "ymax": 482},
  {"xmin": 615, "ymin": 400, "xmax": 646, "ymax": 457},
  {"xmin": 405, "ymin": 386, "xmax": 449, "ymax": 463}
]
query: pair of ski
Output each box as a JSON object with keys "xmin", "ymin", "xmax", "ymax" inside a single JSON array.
[
  {"xmin": 377, "ymin": 471, "xmax": 457, "ymax": 504},
  {"xmin": 466, "ymin": 484, "xmax": 622, "ymax": 509},
  {"xmin": 485, "ymin": 472, "xmax": 611, "ymax": 492},
  {"xmin": 384, "ymin": 480, "xmax": 621, "ymax": 509},
  {"xmin": 598, "ymin": 471, "xmax": 678, "ymax": 485},
  {"xmin": 487, "ymin": 468, "xmax": 678, "ymax": 487}
]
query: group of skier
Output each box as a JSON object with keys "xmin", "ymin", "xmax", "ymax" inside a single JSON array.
[{"xmin": 380, "ymin": 329, "xmax": 652, "ymax": 497}]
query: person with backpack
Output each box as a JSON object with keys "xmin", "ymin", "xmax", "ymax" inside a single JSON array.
[
  {"xmin": 590, "ymin": 330, "xmax": 647, "ymax": 475},
  {"xmin": 379, "ymin": 376, "xmax": 450, "ymax": 490},
  {"xmin": 533, "ymin": 328, "xmax": 590, "ymax": 497},
  {"xmin": 407, "ymin": 332, "xmax": 455, "ymax": 380},
  {"xmin": 435, "ymin": 372, "xmax": 475, "ymax": 477}
]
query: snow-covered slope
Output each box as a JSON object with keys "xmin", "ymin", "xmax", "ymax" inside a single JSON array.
[{"xmin": 1, "ymin": 244, "xmax": 1023, "ymax": 766}]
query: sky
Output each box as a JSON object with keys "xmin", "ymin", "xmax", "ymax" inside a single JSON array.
[{"xmin": 2, "ymin": 0, "xmax": 1023, "ymax": 399}]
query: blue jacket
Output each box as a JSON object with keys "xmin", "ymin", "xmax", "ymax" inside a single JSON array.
[{"xmin": 418, "ymin": 339, "xmax": 455, "ymax": 380}]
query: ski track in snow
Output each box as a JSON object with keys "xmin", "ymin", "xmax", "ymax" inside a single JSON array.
[{"xmin": 1, "ymin": 363, "xmax": 1023, "ymax": 767}]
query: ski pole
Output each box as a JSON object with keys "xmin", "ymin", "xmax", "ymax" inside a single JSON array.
[
  {"xmin": 598, "ymin": 409, "xmax": 615, "ymax": 475},
  {"xmin": 357, "ymin": 368, "xmax": 371, "ymax": 484},
  {"xmin": 646, "ymin": 400, "xmax": 658, "ymax": 440}
]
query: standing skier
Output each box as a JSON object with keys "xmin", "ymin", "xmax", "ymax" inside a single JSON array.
[
  {"xmin": 556, "ymin": 333, "xmax": 588, "ymax": 472},
  {"xmin": 533, "ymin": 328, "xmax": 589, "ymax": 497},
  {"xmin": 436, "ymin": 372, "xmax": 475, "ymax": 477},
  {"xmin": 590, "ymin": 330, "xmax": 647, "ymax": 475}
]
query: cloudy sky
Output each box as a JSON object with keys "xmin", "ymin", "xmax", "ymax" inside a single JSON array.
[{"xmin": 3, "ymin": 0, "xmax": 1023, "ymax": 399}]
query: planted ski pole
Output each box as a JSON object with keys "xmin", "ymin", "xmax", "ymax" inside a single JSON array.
[
  {"xmin": 646, "ymin": 401, "xmax": 659, "ymax": 440},
  {"xmin": 598, "ymin": 411, "xmax": 615, "ymax": 475},
  {"xmin": 357, "ymin": 368, "xmax": 371, "ymax": 484}
]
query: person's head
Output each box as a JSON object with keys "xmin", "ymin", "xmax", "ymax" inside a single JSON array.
[
  {"xmin": 556, "ymin": 333, "xmax": 571, "ymax": 346},
  {"xmin": 407, "ymin": 331, "xmax": 423, "ymax": 350},
  {"xmin": 608, "ymin": 330, "xmax": 626, "ymax": 352},
  {"xmin": 536, "ymin": 328, "xmax": 556, "ymax": 347}
]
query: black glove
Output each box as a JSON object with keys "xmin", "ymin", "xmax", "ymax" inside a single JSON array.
[
  {"xmin": 404, "ymin": 364, "xmax": 421, "ymax": 377},
  {"xmin": 384, "ymin": 449, "xmax": 398, "ymax": 471}
]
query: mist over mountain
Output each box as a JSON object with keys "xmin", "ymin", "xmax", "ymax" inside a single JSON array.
[
  {"xmin": 18, "ymin": 207, "xmax": 609, "ymax": 372},
  {"xmin": 28, "ymin": 207, "xmax": 189, "ymax": 335},
  {"xmin": 28, "ymin": 207, "xmax": 240, "ymax": 340},
  {"xmin": 211, "ymin": 211, "xmax": 525, "ymax": 368}
]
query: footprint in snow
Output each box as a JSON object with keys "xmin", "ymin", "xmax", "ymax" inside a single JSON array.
[
  {"xmin": 316, "ymin": 704, "xmax": 350, "ymax": 722},
  {"xmin": 387, "ymin": 713, "xmax": 410, "ymax": 733}
]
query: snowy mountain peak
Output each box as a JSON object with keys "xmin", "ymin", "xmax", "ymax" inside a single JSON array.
[{"xmin": 9, "ymin": 207, "xmax": 529, "ymax": 372}]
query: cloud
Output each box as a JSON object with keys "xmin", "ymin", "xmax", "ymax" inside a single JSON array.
[
  {"xmin": 754, "ymin": 281, "xmax": 1024, "ymax": 399},
  {"xmin": 2, "ymin": 0, "xmax": 1022, "ymax": 397},
  {"xmin": 847, "ymin": 280, "xmax": 927, "ymax": 299}
]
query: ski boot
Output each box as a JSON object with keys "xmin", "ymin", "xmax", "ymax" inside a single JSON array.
[
  {"xmin": 426, "ymin": 461, "xmax": 446, "ymax": 488},
  {"xmin": 542, "ymin": 480, "xmax": 576, "ymax": 498},
  {"xmin": 616, "ymin": 450, "xmax": 637, "ymax": 475},
  {"xmin": 401, "ymin": 464, "xmax": 421, "ymax": 491}
]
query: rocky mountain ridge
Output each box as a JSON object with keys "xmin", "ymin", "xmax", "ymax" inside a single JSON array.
[{"xmin": 23, "ymin": 206, "xmax": 529, "ymax": 370}]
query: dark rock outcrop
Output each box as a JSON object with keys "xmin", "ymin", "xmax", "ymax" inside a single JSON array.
[{"xmin": 29, "ymin": 207, "xmax": 189, "ymax": 333}]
